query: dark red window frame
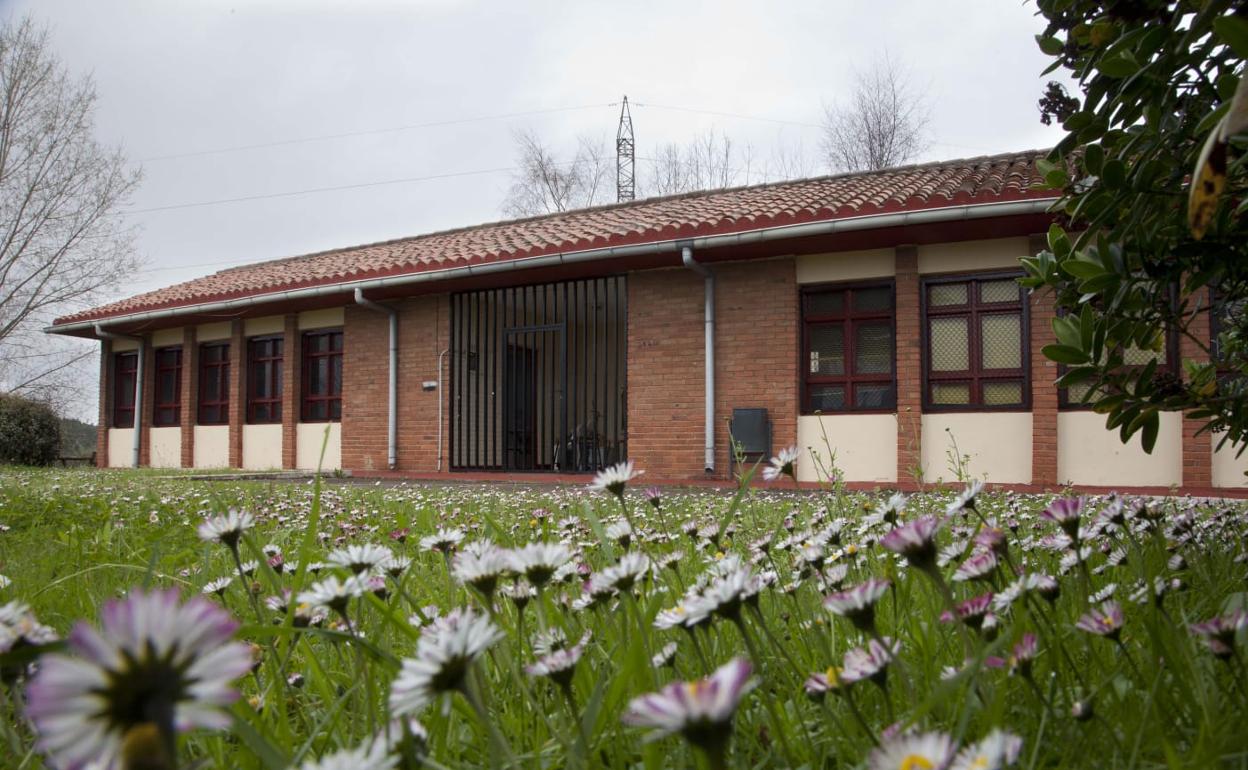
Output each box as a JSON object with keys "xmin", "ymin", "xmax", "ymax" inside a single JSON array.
[
  {"xmin": 921, "ymin": 271, "xmax": 1030, "ymax": 411},
  {"xmin": 112, "ymin": 351, "xmax": 138, "ymax": 428},
  {"xmin": 198, "ymin": 342, "xmax": 230, "ymax": 425},
  {"xmin": 800, "ymin": 281, "xmax": 896, "ymax": 413},
  {"xmin": 153, "ymin": 346, "xmax": 182, "ymax": 427},
  {"xmin": 301, "ymin": 329, "xmax": 343, "ymax": 422},
  {"xmin": 247, "ymin": 336, "xmax": 283, "ymax": 424}
]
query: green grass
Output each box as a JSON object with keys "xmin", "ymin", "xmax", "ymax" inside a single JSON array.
[{"xmin": 0, "ymin": 466, "xmax": 1246, "ymax": 769}]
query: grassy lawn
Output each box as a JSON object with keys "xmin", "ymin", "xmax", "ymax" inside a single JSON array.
[{"xmin": 0, "ymin": 466, "xmax": 1246, "ymax": 769}]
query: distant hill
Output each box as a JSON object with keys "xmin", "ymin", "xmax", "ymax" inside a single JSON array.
[{"xmin": 59, "ymin": 417, "xmax": 96, "ymax": 457}]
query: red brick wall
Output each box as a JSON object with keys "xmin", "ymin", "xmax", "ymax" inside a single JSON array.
[
  {"xmin": 713, "ymin": 261, "xmax": 798, "ymax": 478},
  {"xmin": 342, "ymin": 295, "xmax": 450, "ymax": 472},
  {"xmin": 228, "ymin": 321, "xmax": 244, "ymax": 468},
  {"xmin": 894, "ymin": 246, "xmax": 922, "ymax": 489},
  {"xmin": 180, "ymin": 327, "xmax": 198, "ymax": 468},
  {"xmin": 628, "ymin": 269, "xmax": 708, "ymax": 478},
  {"xmin": 282, "ymin": 315, "xmax": 299, "ymax": 469},
  {"xmin": 1028, "ymin": 234, "xmax": 1058, "ymax": 488},
  {"xmin": 627, "ymin": 263, "xmax": 798, "ymax": 481},
  {"xmin": 96, "ymin": 340, "xmax": 110, "ymax": 467},
  {"xmin": 1181, "ymin": 286, "xmax": 1213, "ymax": 488},
  {"xmin": 138, "ymin": 339, "xmax": 154, "ymax": 466}
]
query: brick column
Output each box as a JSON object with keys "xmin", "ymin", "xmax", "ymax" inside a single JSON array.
[
  {"xmin": 97, "ymin": 339, "xmax": 111, "ymax": 468},
  {"xmin": 1181, "ymin": 286, "xmax": 1213, "ymax": 489},
  {"xmin": 282, "ymin": 314, "xmax": 299, "ymax": 469},
  {"xmin": 1028, "ymin": 234, "xmax": 1059, "ymax": 489},
  {"xmin": 138, "ymin": 338, "xmax": 154, "ymax": 467},
  {"xmin": 180, "ymin": 328, "xmax": 198, "ymax": 468},
  {"xmin": 895, "ymin": 246, "xmax": 922, "ymax": 489},
  {"xmin": 228, "ymin": 320, "xmax": 244, "ymax": 468}
]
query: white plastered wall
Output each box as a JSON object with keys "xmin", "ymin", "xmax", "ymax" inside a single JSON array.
[
  {"xmin": 151, "ymin": 328, "xmax": 183, "ymax": 347},
  {"xmin": 796, "ymin": 414, "xmax": 897, "ymax": 483},
  {"xmin": 149, "ymin": 427, "xmax": 181, "ymax": 468},
  {"xmin": 245, "ymin": 316, "xmax": 284, "ymax": 336},
  {"xmin": 193, "ymin": 425, "xmax": 229, "ymax": 468},
  {"xmin": 107, "ymin": 428, "xmax": 134, "ymax": 467},
  {"xmin": 917, "ymin": 237, "xmax": 1029, "ymax": 275},
  {"xmin": 795, "ymin": 248, "xmax": 895, "ymax": 284},
  {"xmin": 297, "ymin": 422, "xmax": 341, "ymax": 470},
  {"xmin": 922, "ymin": 413, "xmax": 1032, "ymax": 484},
  {"xmin": 1212, "ymin": 436, "xmax": 1248, "ymax": 488},
  {"xmin": 196, "ymin": 322, "xmax": 231, "ymax": 342},
  {"xmin": 243, "ymin": 424, "xmax": 284, "ymax": 470},
  {"xmin": 1057, "ymin": 411, "xmax": 1181, "ymax": 487},
  {"xmin": 299, "ymin": 307, "xmax": 344, "ymax": 330}
]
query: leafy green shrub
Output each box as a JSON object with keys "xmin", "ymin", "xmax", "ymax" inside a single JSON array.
[{"xmin": 0, "ymin": 393, "xmax": 62, "ymax": 466}]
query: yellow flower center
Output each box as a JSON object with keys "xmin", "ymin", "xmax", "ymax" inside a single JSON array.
[
  {"xmin": 715, "ymin": 551, "xmax": 725, "ymax": 560},
  {"xmin": 846, "ymin": 544, "xmax": 859, "ymax": 555},
  {"xmin": 1100, "ymin": 617, "xmax": 1115, "ymax": 627},
  {"xmin": 824, "ymin": 666, "xmax": 840, "ymax": 686},
  {"xmin": 900, "ymin": 755, "xmax": 935, "ymax": 770}
]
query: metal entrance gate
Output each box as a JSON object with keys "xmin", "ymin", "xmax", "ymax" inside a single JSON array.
[{"xmin": 450, "ymin": 276, "xmax": 627, "ymax": 472}]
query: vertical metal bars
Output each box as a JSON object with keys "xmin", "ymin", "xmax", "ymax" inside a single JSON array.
[{"xmin": 450, "ymin": 276, "xmax": 626, "ymax": 472}]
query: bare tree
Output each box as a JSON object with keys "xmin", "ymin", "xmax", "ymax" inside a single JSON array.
[
  {"xmin": 0, "ymin": 18, "xmax": 141, "ymax": 412},
  {"xmin": 501, "ymin": 129, "xmax": 610, "ymax": 217},
  {"xmin": 821, "ymin": 55, "xmax": 930, "ymax": 173},
  {"xmin": 642, "ymin": 130, "xmax": 743, "ymax": 196}
]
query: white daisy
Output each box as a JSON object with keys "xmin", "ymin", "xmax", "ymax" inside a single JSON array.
[
  {"xmin": 762, "ymin": 446, "xmax": 801, "ymax": 482},
  {"xmin": 24, "ymin": 589, "xmax": 251, "ymax": 770},
  {"xmin": 508, "ymin": 542, "xmax": 573, "ymax": 587},
  {"xmin": 297, "ymin": 739, "xmax": 398, "ymax": 770},
  {"xmin": 589, "ymin": 460, "xmax": 643, "ymax": 497},
  {"xmin": 869, "ymin": 730, "xmax": 957, "ymax": 770},
  {"xmin": 389, "ymin": 608, "xmax": 503, "ymax": 716},
  {"xmin": 196, "ymin": 508, "xmax": 255, "ymax": 548},
  {"xmin": 622, "ymin": 658, "xmax": 756, "ymax": 748},
  {"xmin": 297, "ymin": 575, "xmax": 368, "ymax": 615},
  {"xmin": 327, "ymin": 543, "xmax": 394, "ymax": 575},
  {"xmin": 951, "ymin": 729, "xmax": 1023, "ymax": 770}
]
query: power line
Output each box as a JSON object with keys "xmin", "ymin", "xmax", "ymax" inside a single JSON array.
[
  {"xmin": 123, "ymin": 165, "xmax": 518, "ymax": 214},
  {"xmin": 139, "ymin": 103, "xmax": 613, "ymax": 162}
]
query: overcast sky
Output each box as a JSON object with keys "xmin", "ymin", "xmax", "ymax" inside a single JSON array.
[{"xmin": 10, "ymin": 0, "xmax": 1067, "ymax": 419}]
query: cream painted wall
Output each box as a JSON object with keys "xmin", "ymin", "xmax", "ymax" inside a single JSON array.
[
  {"xmin": 795, "ymin": 248, "xmax": 894, "ymax": 284},
  {"xmin": 111, "ymin": 338, "xmax": 138, "ymax": 353},
  {"xmin": 299, "ymin": 308, "xmax": 344, "ymax": 330},
  {"xmin": 193, "ymin": 425, "xmax": 230, "ymax": 468},
  {"xmin": 917, "ymin": 237, "xmax": 1029, "ymax": 276},
  {"xmin": 245, "ymin": 316, "xmax": 284, "ymax": 336},
  {"xmin": 297, "ymin": 422, "xmax": 341, "ymax": 470},
  {"xmin": 197, "ymin": 322, "xmax": 231, "ymax": 342},
  {"xmin": 796, "ymin": 414, "xmax": 897, "ymax": 483},
  {"xmin": 151, "ymin": 328, "xmax": 182, "ymax": 347},
  {"xmin": 1210, "ymin": 436, "xmax": 1248, "ymax": 488},
  {"xmin": 1057, "ymin": 411, "xmax": 1181, "ymax": 487},
  {"xmin": 149, "ymin": 427, "xmax": 181, "ymax": 468},
  {"xmin": 107, "ymin": 428, "xmax": 134, "ymax": 467},
  {"xmin": 922, "ymin": 412, "xmax": 1032, "ymax": 484},
  {"xmin": 243, "ymin": 424, "xmax": 284, "ymax": 470}
]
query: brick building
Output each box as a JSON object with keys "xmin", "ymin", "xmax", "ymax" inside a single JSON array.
[{"xmin": 47, "ymin": 151, "xmax": 1245, "ymax": 493}]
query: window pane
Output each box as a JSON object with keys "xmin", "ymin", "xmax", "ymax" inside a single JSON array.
[
  {"xmin": 854, "ymin": 383, "xmax": 894, "ymax": 409},
  {"xmin": 931, "ymin": 382, "xmax": 971, "ymax": 405},
  {"xmin": 331, "ymin": 355, "xmax": 343, "ymax": 395},
  {"xmin": 808, "ymin": 385, "xmax": 845, "ymax": 412},
  {"xmin": 253, "ymin": 364, "xmax": 270, "ymax": 399},
  {"xmin": 273, "ymin": 362, "xmax": 283, "ymax": 396},
  {"xmin": 807, "ymin": 291, "xmax": 844, "ymax": 316},
  {"xmin": 307, "ymin": 400, "xmax": 326, "ymax": 421},
  {"xmin": 980, "ymin": 280, "xmax": 1020, "ymax": 304},
  {"xmin": 253, "ymin": 404, "xmax": 270, "ymax": 423},
  {"xmin": 983, "ymin": 381, "xmax": 1023, "ymax": 405},
  {"xmin": 853, "ymin": 287, "xmax": 892, "ymax": 312},
  {"xmin": 930, "ymin": 317, "xmax": 969, "ymax": 371},
  {"xmin": 310, "ymin": 358, "xmax": 327, "ymax": 396},
  {"xmin": 160, "ymin": 372, "xmax": 176, "ymax": 403},
  {"xmin": 330, "ymin": 332, "xmax": 343, "ymax": 352},
  {"xmin": 930, "ymin": 283, "xmax": 968, "ymax": 306},
  {"xmin": 330, "ymin": 399, "xmax": 342, "ymax": 421},
  {"xmin": 809, "ymin": 325, "xmax": 845, "ymax": 375},
  {"xmin": 855, "ymin": 323, "xmax": 892, "ymax": 374},
  {"xmin": 981, "ymin": 314, "xmax": 1022, "ymax": 370}
]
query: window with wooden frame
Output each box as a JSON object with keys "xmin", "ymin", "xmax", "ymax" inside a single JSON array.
[
  {"xmin": 923, "ymin": 272, "xmax": 1028, "ymax": 410},
  {"xmin": 301, "ymin": 329, "xmax": 343, "ymax": 422},
  {"xmin": 112, "ymin": 351, "xmax": 138, "ymax": 428},
  {"xmin": 153, "ymin": 347, "xmax": 182, "ymax": 426},
  {"xmin": 801, "ymin": 282, "xmax": 896, "ymax": 413},
  {"xmin": 247, "ymin": 336, "xmax": 283, "ymax": 424},
  {"xmin": 1057, "ymin": 331, "xmax": 1179, "ymax": 409},
  {"xmin": 198, "ymin": 342, "xmax": 230, "ymax": 425}
]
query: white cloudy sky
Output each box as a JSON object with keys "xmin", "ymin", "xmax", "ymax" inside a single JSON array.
[{"xmin": 11, "ymin": 0, "xmax": 1067, "ymax": 418}]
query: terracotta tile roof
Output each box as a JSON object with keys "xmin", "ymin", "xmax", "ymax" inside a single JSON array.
[{"xmin": 56, "ymin": 150, "xmax": 1053, "ymax": 326}]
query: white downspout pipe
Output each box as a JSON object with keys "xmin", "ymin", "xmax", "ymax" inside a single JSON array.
[
  {"xmin": 353, "ymin": 289, "xmax": 398, "ymax": 470},
  {"xmin": 437, "ymin": 348, "xmax": 449, "ymax": 472},
  {"xmin": 94, "ymin": 323, "xmax": 145, "ymax": 468},
  {"xmin": 681, "ymin": 244, "xmax": 715, "ymax": 473}
]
